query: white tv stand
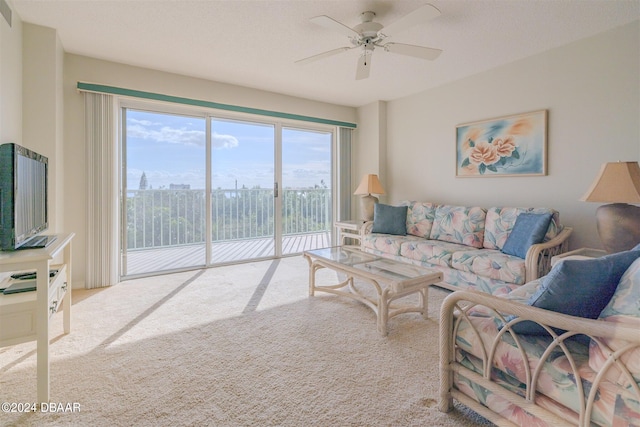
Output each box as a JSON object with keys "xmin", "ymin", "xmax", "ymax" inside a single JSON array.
[{"xmin": 0, "ymin": 233, "xmax": 74, "ymax": 402}]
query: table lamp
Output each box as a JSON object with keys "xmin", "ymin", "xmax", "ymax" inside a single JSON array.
[
  {"xmin": 354, "ymin": 174, "xmax": 385, "ymax": 221},
  {"xmin": 580, "ymin": 161, "xmax": 640, "ymax": 253}
]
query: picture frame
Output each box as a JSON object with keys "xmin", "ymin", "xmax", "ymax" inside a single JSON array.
[{"xmin": 456, "ymin": 109, "xmax": 547, "ymax": 177}]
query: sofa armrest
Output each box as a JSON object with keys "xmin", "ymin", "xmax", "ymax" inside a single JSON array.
[
  {"xmin": 525, "ymin": 226, "xmax": 573, "ymax": 282},
  {"xmin": 439, "ymin": 290, "xmax": 640, "ymax": 421},
  {"xmin": 360, "ymin": 221, "xmax": 374, "ymax": 248}
]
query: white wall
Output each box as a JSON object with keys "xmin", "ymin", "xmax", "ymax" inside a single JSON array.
[
  {"xmin": 0, "ymin": 19, "xmax": 65, "ymax": 237},
  {"xmin": 381, "ymin": 21, "xmax": 639, "ymax": 250},
  {"xmin": 0, "ymin": 0, "xmax": 21, "ymax": 145},
  {"xmin": 63, "ymin": 54, "xmax": 357, "ymax": 286},
  {"xmin": 353, "ymin": 101, "xmax": 387, "ymax": 218},
  {"xmin": 22, "ymin": 23, "xmax": 65, "ymax": 233}
]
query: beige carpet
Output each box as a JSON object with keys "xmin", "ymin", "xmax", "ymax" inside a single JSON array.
[{"xmin": 1, "ymin": 256, "xmax": 492, "ymax": 427}]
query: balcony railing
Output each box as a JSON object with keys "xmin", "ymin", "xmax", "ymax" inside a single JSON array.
[{"xmin": 126, "ymin": 188, "xmax": 332, "ymax": 250}]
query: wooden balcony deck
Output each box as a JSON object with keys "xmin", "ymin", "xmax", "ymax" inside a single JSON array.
[{"xmin": 123, "ymin": 232, "xmax": 331, "ymax": 277}]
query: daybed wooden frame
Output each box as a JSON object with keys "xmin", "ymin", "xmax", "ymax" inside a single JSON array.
[
  {"xmin": 439, "ymin": 290, "xmax": 640, "ymax": 427},
  {"xmin": 524, "ymin": 227, "xmax": 572, "ymax": 282}
]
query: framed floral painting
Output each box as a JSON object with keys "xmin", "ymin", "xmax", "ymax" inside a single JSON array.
[{"xmin": 456, "ymin": 110, "xmax": 547, "ymax": 177}]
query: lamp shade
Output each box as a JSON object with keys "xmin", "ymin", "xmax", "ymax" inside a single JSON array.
[
  {"xmin": 354, "ymin": 174, "xmax": 385, "ymax": 195},
  {"xmin": 580, "ymin": 161, "xmax": 640, "ymax": 203},
  {"xmin": 581, "ymin": 161, "xmax": 640, "ymax": 253}
]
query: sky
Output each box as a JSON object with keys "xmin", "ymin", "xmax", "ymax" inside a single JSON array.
[{"xmin": 125, "ymin": 109, "xmax": 332, "ymax": 191}]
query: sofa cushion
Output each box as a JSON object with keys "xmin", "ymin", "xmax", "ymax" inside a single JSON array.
[
  {"xmin": 501, "ymin": 213, "xmax": 553, "ymax": 259},
  {"xmin": 510, "ymin": 248, "xmax": 640, "ymax": 335},
  {"xmin": 429, "ymin": 205, "xmax": 486, "ymax": 248},
  {"xmin": 362, "ymin": 233, "xmax": 421, "ymax": 257},
  {"xmin": 589, "ymin": 256, "xmax": 640, "ymax": 387},
  {"xmin": 483, "ymin": 207, "xmax": 559, "ymax": 250},
  {"xmin": 503, "ymin": 277, "xmax": 543, "ymax": 301},
  {"xmin": 451, "ymin": 249, "xmax": 527, "ymax": 285},
  {"xmin": 371, "ymin": 203, "xmax": 407, "ymax": 235},
  {"xmin": 402, "ymin": 201, "xmax": 437, "ymax": 238},
  {"xmin": 423, "ymin": 265, "xmax": 519, "ymax": 296},
  {"xmin": 400, "ymin": 240, "xmax": 474, "ymax": 268}
]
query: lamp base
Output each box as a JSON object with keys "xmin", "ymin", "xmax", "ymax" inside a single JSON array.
[
  {"xmin": 596, "ymin": 203, "xmax": 640, "ymax": 253},
  {"xmin": 360, "ymin": 194, "xmax": 379, "ymax": 221}
]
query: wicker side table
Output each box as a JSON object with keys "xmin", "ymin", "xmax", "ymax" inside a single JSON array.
[
  {"xmin": 550, "ymin": 247, "xmax": 607, "ymax": 267},
  {"xmin": 335, "ymin": 220, "xmax": 365, "ymax": 246}
]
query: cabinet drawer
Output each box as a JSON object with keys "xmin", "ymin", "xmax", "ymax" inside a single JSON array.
[
  {"xmin": 0, "ymin": 264, "xmax": 69, "ymax": 345},
  {"xmin": 48, "ymin": 265, "xmax": 67, "ymax": 317}
]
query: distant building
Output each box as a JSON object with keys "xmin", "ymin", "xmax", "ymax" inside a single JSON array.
[
  {"xmin": 169, "ymin": 184, "xmax": 191, "ymax": 190},
  {"xmin": 139, "ymin": 172, "xmax": 148, "ymax": 190}
]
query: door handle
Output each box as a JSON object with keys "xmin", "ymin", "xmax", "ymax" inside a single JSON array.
[{"xmin": 274, "ymin": 182, "xmax": 279, "ymax": 198}]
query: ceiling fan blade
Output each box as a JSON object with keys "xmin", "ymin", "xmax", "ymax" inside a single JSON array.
[
  {"xmin": 384, "ymin": 43, "xmax": 442, "ymax": 60},
  {"xmin": 310, "ymin": 15, "xmax": 359, "ymax": 38},
  {"xmin": 295, "ymin": 47, "xmax": 352, "ymax": 65},
  {"xmin": 355, "ymin": 54, "xmax": 371, "ymax": 80},
  {"xmin": 379, "ymin": 4, "xmax": 441, "ymax": 39}
]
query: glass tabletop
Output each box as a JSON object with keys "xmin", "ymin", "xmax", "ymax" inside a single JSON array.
[
  {"xmin": 350, "ymin": 258, "xmax": 435, "ymax": 281},
  {"xmin": 305, "ymin": 247, "xmax": 437, "ymax": 284},
  {"xmin": 304, "ymin": 246, "xmax": 378, "ymax": 266}
]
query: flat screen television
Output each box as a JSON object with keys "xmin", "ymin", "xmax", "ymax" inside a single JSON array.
[{"xmin": 0, "ymin": 143, "xmax": 55, "ymax": 250}]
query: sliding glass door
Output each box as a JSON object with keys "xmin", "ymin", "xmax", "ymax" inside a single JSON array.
[
  {"xmin": 210, "ymin": 118, "xmax": 276, "ymax": 263},
  {"xmin": 122, "ymin": 109, "xmax": 207, "ymax": 276},
  {"xmin": 281, "ymin": 127, "xmax": 333, "ymax": 255},
  {"xmin": 121, "ymin": 106, "xmax": 335, "ymax": 277}
]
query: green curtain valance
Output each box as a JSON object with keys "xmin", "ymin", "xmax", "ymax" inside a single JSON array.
[{"xmin": 77, "ymin": 82, "xmax": 357, "ymax": 129}]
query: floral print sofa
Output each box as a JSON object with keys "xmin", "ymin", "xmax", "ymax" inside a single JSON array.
[
  {"xmin": 439, "ymin": 250, "xmax": 640, "ymax": 427},
  {"xmin": 361, "ymin": 202, "xmax": 573, "ymax": 295}
]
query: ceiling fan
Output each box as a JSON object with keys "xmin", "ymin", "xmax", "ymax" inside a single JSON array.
[{"xmin": 296, "ymin": 4, "xmax": 443, "ymax": 80}]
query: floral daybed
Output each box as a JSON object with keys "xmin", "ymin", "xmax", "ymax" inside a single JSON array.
[
  {"xmin": 361, "ymin": 201, "xmax": 573, "ymax": 296},
  {"xmin": 439, "ymin": 247, "xmax": 640, "ymax": 426}
]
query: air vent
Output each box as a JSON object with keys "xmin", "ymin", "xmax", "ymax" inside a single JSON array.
[{"xmin": 0, "ymin": 0, "xmax": 12, "ymax": 27}]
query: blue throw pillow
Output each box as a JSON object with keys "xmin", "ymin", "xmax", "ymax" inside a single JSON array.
[
  {"xmin": 371, "ymin": 204, "xmax": 407, "ymax": 236},
  {"xmin": 509, "ymin": 248, "xmax": 640, "ymax": 335},
  {"xmin": 502, "ymin": 213, "xmax": 553, "ymax": 259}
]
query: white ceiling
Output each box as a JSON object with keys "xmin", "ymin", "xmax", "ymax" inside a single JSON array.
[{"xmin": 11, "ymin": 0, "xmax": 640, "ymax": 107}]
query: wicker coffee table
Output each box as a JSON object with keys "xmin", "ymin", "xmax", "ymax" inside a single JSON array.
[{"xmin": 303, "ymin": 246, "xmax": 442, "ymax": 336}]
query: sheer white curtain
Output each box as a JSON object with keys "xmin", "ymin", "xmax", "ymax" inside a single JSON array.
[
  {"xmin": 338, "ymin": 127, "xmax": 353, "ymax": 221},
  {"xmin": 84, "ymin": 92, "xmax": 119, "ymax": 288}
]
